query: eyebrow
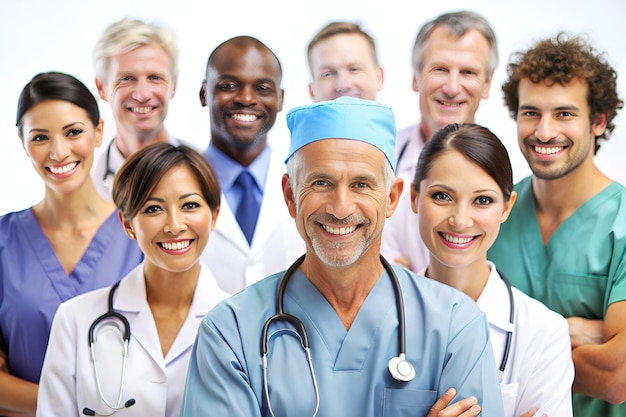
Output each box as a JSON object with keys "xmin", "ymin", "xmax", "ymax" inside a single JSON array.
[
  {"xmin": 519, "ymin": 104, "xmax": 580, "ymax": 112},
  {"xmin": 28, "ymin": 121, "xmax": 85, "ymax": 134},
  {"xmin": 428, "ymin": 183, "xmax": 498, "ymax": 194},
  {"xmin": 146, "ymin": 192, "xmax": 202, "ymax": 203}
]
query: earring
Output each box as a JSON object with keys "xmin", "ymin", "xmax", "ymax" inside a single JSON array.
[{"xmin": 128, "ymin": 230, "xmax": 136, "ymax": 240}]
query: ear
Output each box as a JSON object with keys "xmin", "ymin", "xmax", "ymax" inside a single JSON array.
[
  {"xmin": 282, "ymin": 173, "xmax": 297, "ymax": 219},
  {"xmin": 277, "ymin": 88, "xmax": 285, "ymax": 113},
  {"xmin": 481, "ymin": 74, "xmax": 493, "ymax": 100},
  {"xmin": 385, "ymin": 177, "xmax": 404, "ymax": 219},
  {"xmin": 94, "ymin": 118, "xmax": 104, "ymax": 148},
  {"xmin": 591, "ymin": 111, "xmax": 609, "ymax": 138},
  {"xmin": 118, "ymin": 211, "xmax": 133, "ymax": 238},
  {"xmin": 199, "ymin": 81, "xmax": 207, "ymax": 107},
  {"xmin": 412, "ymin": 72, "xmax": 419, "ymax": 93},
  {"xmin": 377, "ymin": 66, "xmax": 384, "ymax": 92},
  {"xmin": 95, "ymin": 78, "xmax": 107, "ymax": 101},
  {"xmin": 308, "ymin": 83, "xmax": 316, "ymax": 101},
  {"xmin": 169, "ymin": 78, "xmax": 177, "ymax": 99},
  {"xmin": 500, "ymin": 191, "xmax": 517, "ymax": 223},
  {"xmin": 209, "ymin": 206, "xmax": 220, "ymax": 232},
  {"xmin": 410, "ymin": 184, "xmax": 419, "ymax": 214}
]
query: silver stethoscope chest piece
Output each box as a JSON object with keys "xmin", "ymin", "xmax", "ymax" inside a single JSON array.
[{"xmin": 388, "ymin": 353, "xmax": 415, "ymax": 382}]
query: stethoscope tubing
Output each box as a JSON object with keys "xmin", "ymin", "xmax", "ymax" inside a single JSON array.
[
  {"xmin": 102, "ymin": 138, "xmax": 116, "ymax": 188},
  {"xmin": 84, "ymin": 282, "xmax": 135, "ymax": 416}
]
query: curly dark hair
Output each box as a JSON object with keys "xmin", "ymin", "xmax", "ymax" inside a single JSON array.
[{"xmin": 502, "ymin": 32, "xmax": 623, "ymax": 154}]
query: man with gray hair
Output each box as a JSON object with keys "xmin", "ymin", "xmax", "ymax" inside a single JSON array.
[
  {"xmin": 382, "ymin": 10, "xmax": 499, "ymax": 273},
  {"xmin": 180, "ymin": 96, "xmax": 504, "ymax": 416},
  {"xmin": 91, "ymin": 17, "xmax": 181, "ymax": 200}
]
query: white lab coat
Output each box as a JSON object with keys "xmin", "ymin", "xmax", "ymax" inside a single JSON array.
[
  {"xmin": 201, "ymin": 150, "xmax": 305, "ymax": 294},
  {"xmin": 418, "ymin": 262, "xmax": 574, "ymax": 416},
  {"xmin": 36, "ymin": 262, "xmax": 227, "ymax": 417},
  {"xmin": 479, "ymin": 262, "xmax": 574, "ymax": 417}
]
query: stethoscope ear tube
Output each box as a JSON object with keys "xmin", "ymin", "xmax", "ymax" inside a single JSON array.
[{"xmin": 88, "ymin": 282, "xmax": 130, "ymax": 346}]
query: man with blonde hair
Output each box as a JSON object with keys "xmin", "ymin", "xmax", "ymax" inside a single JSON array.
[
  {"xmin": 306, "ymin": 21, "xmax": 384, "ymax": 101},
  {"xmin": 91, "ymin": 17, "xmax": 181, "ymax": 199}
]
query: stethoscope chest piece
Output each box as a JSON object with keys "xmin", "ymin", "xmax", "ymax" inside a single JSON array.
[{"xmin": 388, "ymin": 353, "xmax": 415, "ymax": 382}]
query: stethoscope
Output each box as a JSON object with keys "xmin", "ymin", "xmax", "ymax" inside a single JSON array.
[
  {"xmin": 496, "ymin": 269, "xmax": 515, "ymax": 381},
  {"xmin": 422, "ymin": 266, "xmax": 514, "ymax": 380},
  {"xmin": 102, "ymin": 138, "xmax": 116, "ymax": 189},
  {"xmin": 260, "ymin": 254, "xmax": 415, "ymax": 417},
  {"xmin": 83, "ymin": 282, "xmax": 136, "ymax": 416}
]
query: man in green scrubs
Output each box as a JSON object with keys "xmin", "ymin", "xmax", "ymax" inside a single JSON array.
[{"xmin": 489, "ymin": 33, "xmax": 626, "ymax": 417}]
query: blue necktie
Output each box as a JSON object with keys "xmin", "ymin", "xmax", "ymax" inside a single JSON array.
[{"xmin": 235, "ymin": 170, "xmax": 260, "ymax": 244}]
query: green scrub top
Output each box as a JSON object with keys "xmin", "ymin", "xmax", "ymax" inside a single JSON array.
[{"xmin": 489, "ymin": 177, "xmax": 626, "ymax": 417}]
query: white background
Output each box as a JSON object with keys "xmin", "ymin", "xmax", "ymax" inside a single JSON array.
[{"xmin": 1, "ymin": 0, "xmax": 625, "ymax": 215}]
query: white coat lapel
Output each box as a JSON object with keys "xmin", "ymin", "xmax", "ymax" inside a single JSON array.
[
  {"xmin": 114, "ymin": 267, "xmax": 166, "ymax": 372},
  {"xmin": 213, "ymin": 196, "xmax": 249, "ymax": 252}
]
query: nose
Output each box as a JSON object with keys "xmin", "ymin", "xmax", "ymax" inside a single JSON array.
[
  {"xmin": 326, "ymin": 185, "xmax": 356, "ymax": 220},
  {"xmin": 448, "ymin": 204, "xmax": 473, "ymax": 230},
  {"xmin": 334, "ymin": 70, "xmax": 352, "ymax": 94},
  {"xmin": 50, "ymin": 137, "xmax": 71, "ymax": 161},
  {"xmin": 131, "ymin": 78, "xmax": 151, "ymax": 102},
  {"xmin": 534, "ymin": 115, "xmax": 558, "ymax": 143},
  {"xmin": 441, "ymin": 71, "xmax": 461, "ymax": 97},
  {"xmin": 163, "ymin": 209, "xmax": 187, "ymax": 235},
  {"xmin": 234, "ymin": 84, "xmax": 257, "ymax": 106}
]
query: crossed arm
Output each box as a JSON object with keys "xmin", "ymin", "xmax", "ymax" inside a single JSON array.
[
  {"xmin": 568, "ymin": 300, "xmax": 626, "ymax": 404},
  {"xmin": 0, "ymin": 344, "xmax": 37, "ymax": 417},
  {"xmin": 428, "ymin": 388, "xmax": 545, "ymax": 417}
]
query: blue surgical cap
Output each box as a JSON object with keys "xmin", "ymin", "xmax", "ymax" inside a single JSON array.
[{"xmin": 285, "ymin": 96, "xmax": 397, "ymax": 171}]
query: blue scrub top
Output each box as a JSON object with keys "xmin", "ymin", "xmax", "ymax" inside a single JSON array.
[{"xmin": 181, "ymin": 262, "xmax": 504, "ymax": 416}]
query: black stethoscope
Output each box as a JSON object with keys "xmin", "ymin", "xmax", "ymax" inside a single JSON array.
[
  {"xmin": 83, "ymin": 282, "xmax": 136, "ymax": 416},
  {"xmin": 496, "ymin": 269, "xmax": 514, "ymax": 381},
  {"xmin": 260, "ymin": 254, "xmax": 415, "ymax": 417},
  {"xmin": 102, "ymin": 138, "xmax": 116, "ymax": 189}
]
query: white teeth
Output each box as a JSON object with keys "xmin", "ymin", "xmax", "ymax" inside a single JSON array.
[
  {"xmin": 49, "ymin": 162, "xmax": 77, "ymax": 174},
  {"xmin": 322, "ymin": 224, "xmax": 357, "ymax": 235},
  {"xmin": 161, "ymin": 240, "xmax": 191, "ymax": 250},
  {"xmin": 442, "ymin": 233, "xmax": 472, "ymax": 244},
  {"xmin": 231, "ymin": 114, "xmax": 257, "ymax": 121},
  {"xmin": 132, "ymin": 107, "xmax": 153, "ymax": 114},
  {"xmin": 534, "ymin": 146, "xmax": 563, "ymax": 155}
]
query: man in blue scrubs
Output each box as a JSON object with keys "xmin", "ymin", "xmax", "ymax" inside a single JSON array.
[
  {"xmin": 489, "ymin": 33, "xmax": 626, "ymax": 417},
  {"xmin": 181, "ymin": 97, "xmax": 504, "ymax": 416}
]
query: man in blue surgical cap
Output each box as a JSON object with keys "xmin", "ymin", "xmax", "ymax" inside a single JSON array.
[{"xmin": 180, "ymin": 97, "xmax": 504, "ymax": 417}]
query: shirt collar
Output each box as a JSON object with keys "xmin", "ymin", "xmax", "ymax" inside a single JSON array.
[
  {"xmin": 477, "ymin": 261, "xmax": 515, "ymax": 333},
  {"xmin": 204, "ymin": 143, "xmax": 271, "ymax": 192}
]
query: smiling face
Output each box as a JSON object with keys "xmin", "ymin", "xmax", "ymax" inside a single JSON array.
[
  {"xmin": 124, "ymin": 165, "xmax": 217, "ymax": 275},
  {"xmin": 414, "ymin": 27, "xmax": 492, "ymax": 139},
  {"xmin": 96, "ymin": 43, "xmax": 176, "ymax": 152},
  {"xmin": 20, "ymin": 99, "xmax": 103, "ymax": 194},
  {"xmin": 283, "ymin": 139, "xmax": 401, "ymax": 268},
  {"xmin": 412, "ymin": 149, "xmax": 514, "ymax": 270},
  {"xmin": 308, "ymin": 33, "xmax": 383, "ymax": 102},
  {"xmin": 202, "ymin": 42, "xmax": 284, "ymax": 162},
  {"xmin": 516, "ymin": 78, "xmax": 606, "ymax": 181}
]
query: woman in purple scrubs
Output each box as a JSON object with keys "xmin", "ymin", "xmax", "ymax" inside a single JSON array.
[{"xmin": 0, "ymin": 72, "xmax": 142, "ymax": 416}]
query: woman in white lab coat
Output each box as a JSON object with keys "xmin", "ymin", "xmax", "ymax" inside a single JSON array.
[
  {"xmin": 411, "ymin": 123, "xmax": 574, "ymax": 417},
  {"xmin": 36, "ymin": 143, "xmax": 228, "ymax": 417}
]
